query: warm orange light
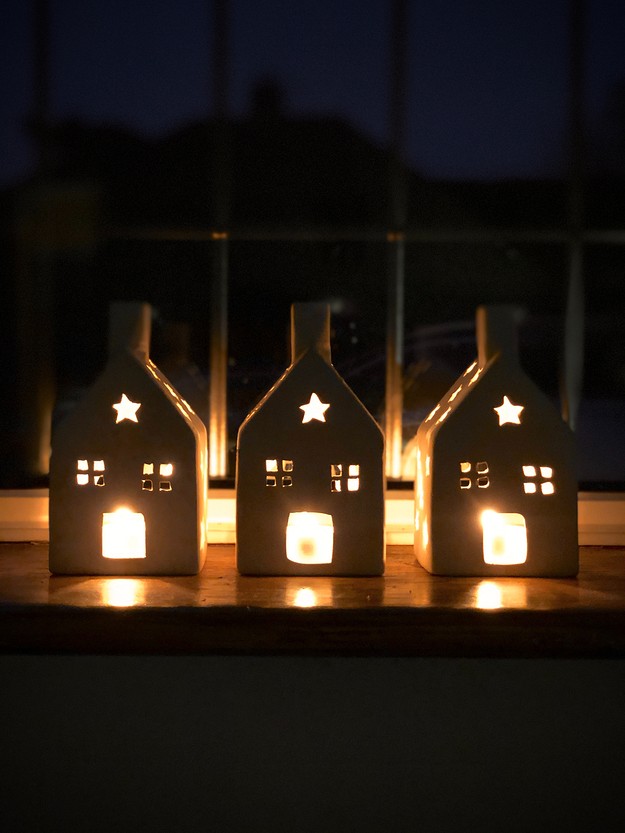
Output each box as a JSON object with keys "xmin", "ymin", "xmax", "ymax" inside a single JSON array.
[
  {"xmin": 475, "ymin": 581, "xmax": 503, "ymax": 609},
  {"xmin": 494, "ymin": 395, "xmax": 524, "ymax": 426},
  {"xmin": 286, "ymin": 512, "xmax": 334, "ymax": 564},
  {"xmin": 474, "ymin": 580, "xmax": 528, "ymax": 609},
  {"xmin": 102, "ymin": 578, "xmax": 144, "ymax": 607},
  {"xmin": 481, "ymin": 510, "xmax": 527, "ymax": 565},
  {"xmin": 102, "ymin": 508, "xmax": 146, "ymax": 559},
  {"xmin": 292, "ymin": 587, "xmax": 318, "ymax": 607},
  {"xmin": 299, "ymin": 392, "xmax": 330, "ymax": 423},
  {"xmin": 112, "ymin": 393, "xmax": 141, "ymax": 423}
]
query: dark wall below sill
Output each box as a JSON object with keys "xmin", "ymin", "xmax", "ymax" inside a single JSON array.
[{"xmin": 1, "ymin": 655, "xmax": 624, "ymax": 833}]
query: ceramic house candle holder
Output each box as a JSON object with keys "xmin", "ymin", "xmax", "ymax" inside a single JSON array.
[
  {"xmin": 236, "ymin": 302, "xmax": 385, "ymax": 576},
  {"xmin": 49, "ymin": 302, "xmax": 208, "ymax": 575},
  {"xmin": 414, "ymin": 305, "xmax": 578, "ymax": 576}
]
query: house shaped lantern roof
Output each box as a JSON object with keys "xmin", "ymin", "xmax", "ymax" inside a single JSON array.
[
  {"xmin": 49, "ymin": 302, "xmax": 208, "ymax": 575},
  {"xmin": 414, "ymin": 305, "xmax": 578, "ymax": 577},
  {"xmin": 236, "ymin": 302, "xmax": 385, "ymax": 576}
]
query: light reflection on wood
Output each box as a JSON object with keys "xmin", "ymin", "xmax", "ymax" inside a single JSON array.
[{"xmin": 0, "ymin": 543, "xmax": 622, "ymax": 656}]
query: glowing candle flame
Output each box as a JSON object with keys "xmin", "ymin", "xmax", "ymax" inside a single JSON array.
[
  {"xmin": 102, "ymin": 508, "xmax": 146, "ymax": 559},
  {"xmin": 286, "ymin": 512, "xmax": 334, "ymax": 564},
  {"xmin": 481, "ymin": 510, "xmax": 527, "ymax": 565}
]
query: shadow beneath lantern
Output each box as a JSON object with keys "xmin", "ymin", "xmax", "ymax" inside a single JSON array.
[
  {"xmin": 47, "ymin": 575, "xmax": 113, "ymax": 607},
  {"xmin": 47, "ymin": 573, "xmax": 204, "ymax": 608},
  {"xmin": 48, "ymin": 575, "xmax": 148, "ymax": 607},
  {"xmin": 234, "ymin": 573, "xmax": 386, "ymax": 609}
]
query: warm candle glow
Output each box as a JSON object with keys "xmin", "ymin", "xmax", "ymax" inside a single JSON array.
[
  {"xmin": 474, "ymin": 580, "xmax": 528, "ymax": 609},
  {"xmin": 481, "ymin": 509, "xmax": 527, "ymax": 565},
  {"xmin": 494, "ymin": 395, "xmax": 524, "ymax": 426},
  {"xmin": 475, "ymin": 581, "xmax": 503, "ymax": 609},
  {"xmin": 286, "ymin": 512, "xmax": 334, "ymax": 564},
  {"xmin": 292, "ymin": 587, "xmax": 318, "ymax": 607},
  {"xmin": 102, "ymin": 508, "xmax": 146, "ymax": 559},
  {"xmin": 112, "ymin": 393, "xmax": 141, "ymax": 423},
  {"xmin": 102, "ymin": 578, "xmax": 144, "ymax": 607},
  {"xmin": 299, "ymin": 392, "xmax": 330, "ymax": 424}
]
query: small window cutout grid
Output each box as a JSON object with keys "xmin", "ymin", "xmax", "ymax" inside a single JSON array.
[
  {"xmin": 142, "ymin": 462, "xmax": 175, "ymax": 492},
  {"xmin": 265, "ymin": 459, "xmax": 294, "ymax": 487},
  {"xmin": 522, "ymin": 465, "xmax": 555, "ymax": 495},
  {"xmin": 76, "ymin": 459, "xmax": 106, "ymax": 486},
  {"xmin": 77, "ymin": 460, "xmax": 175, "ymax": 490},
  {"xmin": 459, "ymin": 461, "xmax": 489, "ymax": 490},
  {"xmin": 331, "ymin": 463, "xmax": 360, "ymax": 492}
]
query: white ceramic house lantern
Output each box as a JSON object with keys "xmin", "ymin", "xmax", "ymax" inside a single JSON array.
[
  {"xmin": 236, "ymin": 302, "xmax": 385, "ymax": 576},
  {"xmin": 49, "ymin": 302, "xmax": 208, "ymax": 575},
  {"xmin": 413, "ymin": 305, "xmax": 578, "ymax": 576}
]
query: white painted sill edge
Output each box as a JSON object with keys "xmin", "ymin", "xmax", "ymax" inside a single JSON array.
[{"xmin": 0, "ymin": 489, "xmax": 623, "ymax": 546}]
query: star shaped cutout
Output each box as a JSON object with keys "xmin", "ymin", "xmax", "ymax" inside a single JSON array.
[
  {"xmin": 299, "ymin": 392, "xmax": 330, "ymax": 424},
  {"xmin": 113, "ymin": 393, "xmax": 141, "ymax": 423},
  {"xmin": 494, "ymin": 395, "xmax": 524, "ymax": 426}
]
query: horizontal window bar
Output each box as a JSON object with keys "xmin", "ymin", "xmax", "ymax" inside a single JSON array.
[
  {"xmin": 106, "ymin": 226, "xmax": 625, "ymax": 244},
  {"xmin": 1, "ymin": 490, "xmax": 623, "ymax": 546}
]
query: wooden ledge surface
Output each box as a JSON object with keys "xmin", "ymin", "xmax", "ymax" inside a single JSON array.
[{"xmin": 1, "ymin": 543, "xmax": 625, "ymax": 657}]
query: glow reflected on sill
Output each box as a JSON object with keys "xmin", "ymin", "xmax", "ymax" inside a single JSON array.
[
  {"xmin": 473, "ymin": 580, "xmax": 528, "ymax": 610},
  {"xmin": 102, "ymin": 578, "xmax": 144, "ymax": 608},
  {"xmin": 292, "ymin": 587, "xmax": 318, "ymax": 608},
  {"xmin": 475, "ymin": 581, "xmax": 503, "ymax": 610}
]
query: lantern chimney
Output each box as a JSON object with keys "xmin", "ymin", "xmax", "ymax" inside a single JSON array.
[
  {"xmin": 108, "ymin": 302, "xmax": 151, "ymax": 361},
  {"xmin": 477, "ymin": 305, "xmax": 524, "ymax": 367},
  {"xmin": 290, "ymin": 302, "xmax": 331, "ymax": 364}
]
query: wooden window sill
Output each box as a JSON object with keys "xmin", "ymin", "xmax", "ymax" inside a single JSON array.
[{"xmin": 1, "ymin": 543, "xmax": 625, "ymax": 657}]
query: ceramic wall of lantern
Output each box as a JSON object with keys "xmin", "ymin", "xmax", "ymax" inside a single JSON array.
[
  {"xmin": 49, "ymin": 302, "xmax": 208, "ymax": 575},
  {"xmin": 413, "ymin": 305, "xmax": 578, "ymax": 576},
  {"xmin": 236, "ymin": 302, "xmax": 385, "ymax": 575}
]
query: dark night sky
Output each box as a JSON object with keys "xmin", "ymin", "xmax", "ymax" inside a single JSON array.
[{"xmin": 2, "ymin": 0, "xmax": 625, "ymax": 188}]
